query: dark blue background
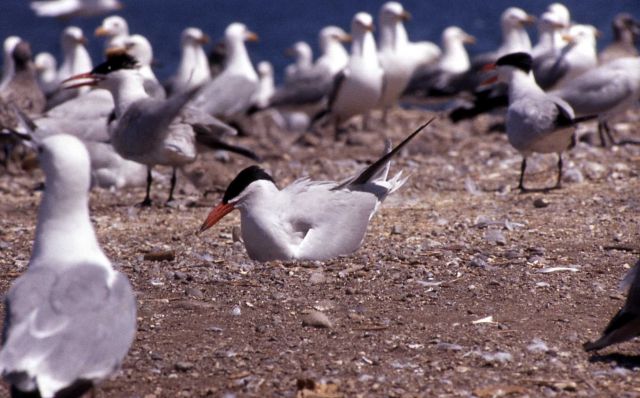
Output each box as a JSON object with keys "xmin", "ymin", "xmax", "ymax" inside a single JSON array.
[{"xmin": 2, "ymin": 1, "xmax": 638, "ymax": 82}]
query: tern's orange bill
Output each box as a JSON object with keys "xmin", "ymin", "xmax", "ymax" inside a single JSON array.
[{"xmin": 199, "ymin": 203, "xmax": 235, "ymax": 233}]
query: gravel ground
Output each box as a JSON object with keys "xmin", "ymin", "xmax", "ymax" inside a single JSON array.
[{"xmin": 1, "ymin": 108, "xmax": 639, "ymax": 397}]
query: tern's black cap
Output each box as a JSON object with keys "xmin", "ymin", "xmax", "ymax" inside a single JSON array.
[
  {"xmin": 496, "ymin": 52, "xmax": 533, "ymax": 73},
  {"xmin": 223, "ymin": 165, "xmax": 275, "ymax": 203},
  {"xmin": 91, "ymin": 52, "xmax": 138, "ymax": 75}
]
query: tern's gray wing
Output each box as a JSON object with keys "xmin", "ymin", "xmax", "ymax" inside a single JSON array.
[
  {"xmin": 113, "ymin": 86, "xmax": 200, "ymax": 157},
  {"xmin": 0, "ymin": 265, "xmax": 136, "ymax": 396},
  {"xmin": 191, "ymin": 73, "xmax": 258, "ymax": 119},
  {"xmin": 281, "ymin": 180, "xmax": 380, "ymax": 261}
]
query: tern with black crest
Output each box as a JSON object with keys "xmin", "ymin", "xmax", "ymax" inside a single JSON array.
[{"xmin": 199, "ymin": 119, "xmax": 433, "ymax": 262}]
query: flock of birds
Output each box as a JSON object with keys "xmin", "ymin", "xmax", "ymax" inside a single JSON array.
[{"xmin": 0, "ymin": 0, "xmax": 639, "ymax": 396}]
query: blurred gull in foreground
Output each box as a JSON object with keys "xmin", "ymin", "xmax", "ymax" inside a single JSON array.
[{"xmin": 0, "ymin": 134, "xmax": 136, "ymax": 398}]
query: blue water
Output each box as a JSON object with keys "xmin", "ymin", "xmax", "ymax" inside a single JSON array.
[{"xmin": 1, "ymin": 0, "xmax": 638, "ymax": 82}]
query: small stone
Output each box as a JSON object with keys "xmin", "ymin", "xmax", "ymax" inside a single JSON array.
[
  {"xmin": 527, "ymin": 338, "xmax": 549, "ymax": 353},
  {"xmin": 185, "ymin": 287, "xmax": 204, "ymax": 299},
  {"xmin": 484, "ymin": 229, "xmax": 506, "ymax": 245},
  {"xmin": 584, "ymin": 161, "xmax": 606, "ymax": 180},
  {"xmin": 144, "ymin": 250, "xmax": 176, "ymax": 262},
  {"xmin": 562, "ymin": 167, "xmax": 584, "ymax": 184},
  {"xmin": 469, "ymin": 254, "xmax": 488, "ymax": 268},
  {"xmin": 302, "ymin": 311, "xmax": 332, "ymax": 328},
  {"xmin": 174, "ymin": 271, "xmax": 188, "ymax": 280},
  {"xmin": 533, "ymin": 198, "xmax": 549, "ymax": 208},
  {"xmin": 309, "ymin": 272, "xmax": 326, "ymax": 285},
  {"xmin": 231, "ymin": 305, "xmax": 241, "ymax": 316},
  {"xmin": 175, "ymin": 361, "xmax": 194, "ymax": 372},
  {"xmin": 391, "ymin": 224, "xmax": 404, "ymax": 235}
]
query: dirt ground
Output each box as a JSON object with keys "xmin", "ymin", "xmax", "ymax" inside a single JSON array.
[{"xmin": 1, "ymin": 108, "xmax": 639, "ymax": 398}]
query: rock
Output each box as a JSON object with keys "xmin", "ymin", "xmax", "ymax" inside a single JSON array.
[
  {"xmin": 562, "ymin": 167, "xmax": 584, "ymax": 184},
  {"xmin": 231, "ymin": 305, "xmax": 241, "ymax": 316},
  {"xmin": 527, "ymin": 338, "xmax": 549, "ymax": 353},
  {"xmin": 484, "ymin": 229, "xmax": 506, "ymax": 245},
  {"xmin": 185, "ymin": 287, "xmax": 204, "ymax": 299},
  {"xmin": 422, "ymin": 238, "xmax": 442, "ymax": 250},
  {"xmin": 533, "ymin": 198, "xmax": 549, "ymax": 208},
  {"xmin": 391, "ymin": 224, "xmax": 404, "ymax": 235},
  {"xmin": 144, "ymin": 250, "xmax": 176, "ymax": 262},
  {"xmin": 469, "ymin": 254, "xmax": 488, "ymax": 268},
  {"xmin": 175, "ymin": 361, "xmax": 194, "ymax": 372},
  {"xmin": 309, "ymin": 272, "xmax": 326, "ymax": 285},
  {"xmin": 464, "ymin": 176, "xmax": 482, "ymax": 196},
  {"xmin": 481, "ymin": 351, "xmax": 512, "ymax": 363},
  {"xmin": 174, "ymin": 271, "xmax": 188, "ymax": 280},
  {"xmin": 584, "ymin": 161, "xmax": 606, "ymax": 180},
  {"xmin": 302, "ymin": 311, "xmax": 332, "ymax": 328}
]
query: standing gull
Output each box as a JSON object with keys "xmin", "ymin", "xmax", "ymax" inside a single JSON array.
[
  {"xmin": 64, "ymin": 53, "xmax": 259, "ymax": 205},
  {"xmin": 313, "ymin": 12, "xmax": 384, "ymax": 137},
  {"xmin": 284, "ymin": 41, "xmax": 314, "ymax": 82},
  {"xmin": 34, "ymin": 52, "xmax": 59, "ymax": 97},
  {"xmin": 192, "ymin": 23, "xmax": 259, "ymax": 121},
  {"xmin": 0, "ymin": 134, "xmax": 136, "ymax": 398},
  {"xmin": 166, "ymin": 27, "xmax": 211, "ymax": 96},
  {"xmin": 377, "ymin": 2, "xmax": 440, "ymax": 121},
  {"xmin": 199, "ymin": 120, "xmax": 433, "ymax": 262}
]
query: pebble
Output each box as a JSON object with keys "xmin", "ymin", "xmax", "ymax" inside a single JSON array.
[
  {"xmin": 231, "ymin": 226, "xmax": 242, "ymax": 242},
  {"xmin": 231, "ymin": 305, "xmax": 241, "ymax": 316},
  {"xmin": 309, "ymin": 272, "xmax": 326, "ymax": 285},
  {"xmin": 185, "ymin": 287, "xmax": 204, "ymax": 299},
  {"xmin": 527, "ymin": 338, "xmax": 549, "ymax": 353},
  {"xmin": 391, "ymin": 224, "xmax": 404, "ymax": 235},
  {"xmin": 584, "ymin": 161, "xmax": 606, "ymax": 180},
  {"xmin": 469, "ymin": 254, "xmax": 488, "ymax": 268},
  {"xmin": 533, "ymin": 198, "xmax": 549, "ymax": 208},
  {"xmin": 175, "ymin": 361, "xmax": 194, "ymax": 372},
  {"xmin": 481, "ymin": 351, "xmax": 512, "ymax": 363},
  {"xmin": 484, "ymin": 229, "xmax": 506, "ymax": 245},
  {"xmin": 302, "ymin": 311, "xmax": 332, "ymax": 328},
  {"xmin": 563, "ymin": 167, "xmax": 584, "ymax": 184},
  {"xmin": 144, "ymin": 250, "xmax": 176, "ymax": 262}
]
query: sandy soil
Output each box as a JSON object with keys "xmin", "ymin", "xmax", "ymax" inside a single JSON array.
[{"xmin": 1, "ymin": 108, "xmax": 639, "ymax": 397}]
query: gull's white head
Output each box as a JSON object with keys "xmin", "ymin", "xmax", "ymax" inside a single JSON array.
[
  {"xmin": 200, "ymin": 165, "xmax": 276, "ymax": 233},
  {"xmin": 319, "ymin": 26, "xmax": 351, "ymax": 50},
  {"xmin": 379, "ymin": 2, "xmax": 410, "ymax": 25},
  {"xmin": 547, "ymin": 3, "xmax": 570, "ymax": 28},
  {"xmin": 121, "ymin": 34, "xmax": 153, "ymax": 66},
  {"xmin": 539, "ymin": 11, "xmax": 568, "ymax": 31},
  {"xmin": 563, "ymin": 24, "xmax": 599, "ymax": 46},
  {"xmin": 257, "ymin": 61, "xmax": 273, "ymax": 77},
  {"xmin": 287, "ymin": 41, "xmax": 312, "ymax": 61},
  {"xmin": 61, "ymin": 26, "xmax": 87, "ymax": 49},
  {"xmin": 95, "ymin": 15, "xmax": 129, "ymax": 38},
  {"xmin": 501, "ymin": 7, "xmax": 536, "ymax": 28},
  {"xmin": 39, "ymin": 134, "xmax": 91, "ymax": 195},
  {"xmin": 35, "ymin": 52, "xmax": 57, "ymax": 73},
  {"xmin": 3, "ymin": 36, "xmax": 21, "ymax": 58},
  {"xmin": 442, "ymin": 26, "xmax": 476, "ymax": 46},
  {"xmin": 352, "ymin": 12, "xmax": 375, "ymax": 36},
  {"xmin": 225, "ymin": 23, "xmax": 259, "ymax": 43},
  {"xmin": 181, "ymin": 27, "xmax": 209, "ymax": 47}
]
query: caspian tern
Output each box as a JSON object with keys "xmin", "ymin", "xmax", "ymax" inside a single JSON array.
[
  {"xmin": 584, "ymin": 259, "xmax": 640, "ymax": 352},
  {"xmin": 63, "ymin": 52, "xmax": 259, "ymax": 206},
  {"xmin": 199, "ymin": 119, "xmax": 434, "ymax": 262},
  {"xmin": 489, "ymin": 52, "xmax": 591, "ymax": 191},
  {"xmin": 0, "ymin": 134, "xmax": 136, "ymax": 398}
]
